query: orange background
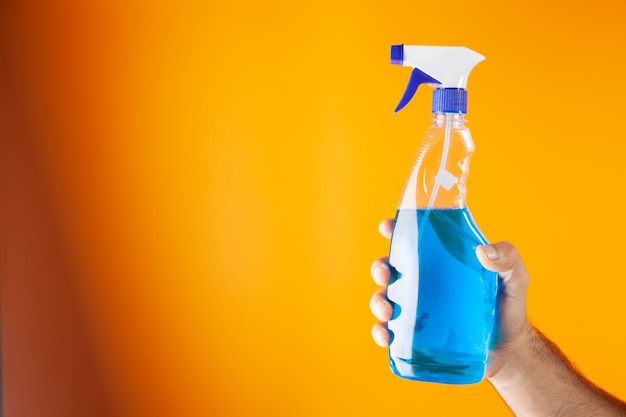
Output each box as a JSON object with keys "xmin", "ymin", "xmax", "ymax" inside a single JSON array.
[{"xmin": 1, "ymin": 1, "xmax": 625, "ymax": 416}]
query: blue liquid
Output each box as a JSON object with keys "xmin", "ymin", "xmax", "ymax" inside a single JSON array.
[{"xmin": 387, "ymin": 208, "xmax": 498, "ymax": 384}]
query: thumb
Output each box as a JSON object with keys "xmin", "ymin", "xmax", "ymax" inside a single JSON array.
[
  {"xmin": 477, "ymin": 242, "xmax": 533, "ymax": 379},
  {"xmin": 476, "ymin": 241, "xmax": 529, "ymax": 302}
]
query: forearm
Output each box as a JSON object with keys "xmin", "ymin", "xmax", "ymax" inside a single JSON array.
[{"xmin": 488, "ymin": 326, "xmax": 626, "ymax": 417}]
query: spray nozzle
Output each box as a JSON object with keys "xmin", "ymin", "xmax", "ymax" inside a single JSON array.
[{"xmin": 391, "ymin": 45, "xmax": 485, "ymax": 114}]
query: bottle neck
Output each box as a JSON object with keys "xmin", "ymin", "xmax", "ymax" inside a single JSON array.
[{"xmin": 432, "ymin": 113, "xmax": 466, "ymax": 128}]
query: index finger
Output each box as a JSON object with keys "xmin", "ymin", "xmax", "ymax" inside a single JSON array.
[{"xmin": 378, "ymin": 219, "xmax": 394, "ymax": 239}]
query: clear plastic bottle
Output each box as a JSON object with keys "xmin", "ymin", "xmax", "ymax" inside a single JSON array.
[{"xmin": 387, "ymin": 45, "xmax": 498, "ymax": 384}]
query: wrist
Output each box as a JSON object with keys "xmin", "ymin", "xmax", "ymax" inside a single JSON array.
[{"xmin": 486, "ymin": 322, "xmax": 537, "ymax": 384}]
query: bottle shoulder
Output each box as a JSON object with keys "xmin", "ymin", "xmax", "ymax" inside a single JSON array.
[{"xmin": 424, "ymin": 124, "xmax": 474, "ymax": 146}]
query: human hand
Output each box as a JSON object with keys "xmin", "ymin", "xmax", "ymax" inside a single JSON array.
[{"xmin": 369, "ymin": 218, "xmax": 533, "ymax": 379}]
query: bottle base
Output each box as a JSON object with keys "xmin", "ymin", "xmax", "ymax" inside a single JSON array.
[{"xmin": 389, "ymin": 355, "xmax": 485, "ymax": 385}]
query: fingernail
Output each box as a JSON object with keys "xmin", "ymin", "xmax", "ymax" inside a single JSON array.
[{"xmin": 483, "ymin": 245, "xmax": 499, "ymax": 261}]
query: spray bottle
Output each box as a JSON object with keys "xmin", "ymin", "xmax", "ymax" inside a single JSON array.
[{"xmin": 386, "ymin": 45, "xmax": 498, "ymax": 384}]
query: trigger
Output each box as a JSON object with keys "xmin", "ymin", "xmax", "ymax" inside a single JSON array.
[{"xmin": 394, "ymin": 68, "xmax": 440, "ymax": 113}]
